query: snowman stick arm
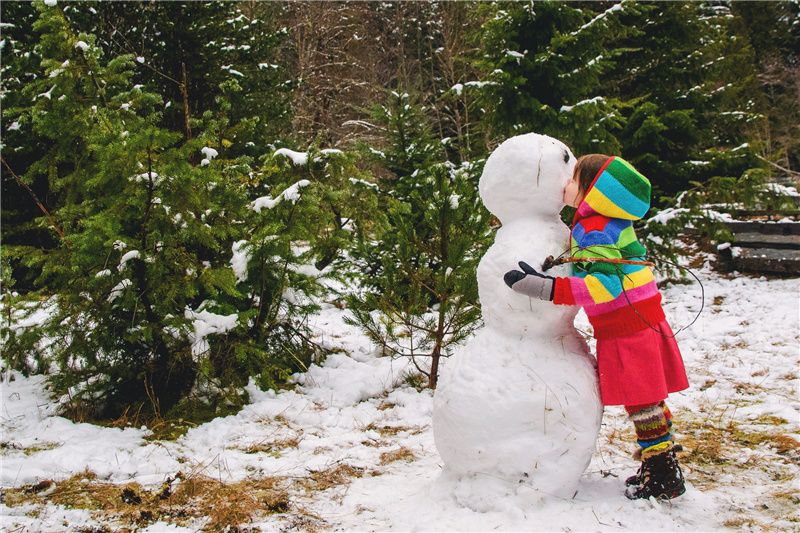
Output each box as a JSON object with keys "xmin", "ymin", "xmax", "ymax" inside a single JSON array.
[{"xmin": 541, "ymin": 255, "xmax": 655, "ymax": 271}]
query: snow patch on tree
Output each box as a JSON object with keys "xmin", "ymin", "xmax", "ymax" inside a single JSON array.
[
  {"xmin": 200, "ymin": 146, "xmax": 219, "ymax": 166},
  {"xmin": 107, "ymin": 279, "xmax": 132, "ymax": 302},
  {"xmin": 118, "ymin": 250, "xmax": 140, "ymax": 271},
  {"xmin": 231, "ymin": 240, "xmax": 250, "ymax": 282},
  {"xmin": 274, "ymin": 148, "xmax": 308, "ymax": 165},
  {"xmin": 250, "ymin": 180, "xmax": 311, "ymax": 212},
  {"xmin": 185, "ymin": 308, "xmax": 239, "ymax": 357}
]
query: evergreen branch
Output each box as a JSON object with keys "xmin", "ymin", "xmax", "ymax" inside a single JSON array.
[
  {"xmin": 380, "ymin": 298, "xmax": 439, "ymax": 336},
  {"xmin": 276, "ymin": 337, "xmax": 309, "ymax": 373},
  {"xmin": 257, "ymin": 192, "xmax": 303, "ymax": 331},
  {"xmin": 2, "ymin": 157, "xmax": 70, "ymax": 248},
  {"xmin": 75, "ymin": 47, "xmax": 107, "ymax": 108},
  {"xmin": 103, "ymin": 17, "xmax": 182, "ymax": 86},
  {"xmin": 280, "ymin": 322, "xmax": 327, "ymax": 357},
  {"xmin": 402, "ymin": 262, "xmax": 438, "ymax": 296}
]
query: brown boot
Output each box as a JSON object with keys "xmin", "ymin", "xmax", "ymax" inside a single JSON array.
[{"xmin": 625, "ymin": 443, "xmax": 685, "ymax": 500}]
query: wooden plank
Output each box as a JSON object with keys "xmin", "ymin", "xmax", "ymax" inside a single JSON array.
[
  {"xmin": 715, "ymin": 220, "xmax": 800, "ymax": 275},
  {"xmin": 730, "ymin": 210, "xmax": 800, "ymax": 218},
  {"xmin": 729, "ymin": 248, "xmax": 800, "ymax": 275},
  {"xmin": 727, "ymin": 221, "xmax": 800, "ymax": 236},
  {"xmin": 732, "ymin": 232, "xmax": 800, "ymax": 250}
]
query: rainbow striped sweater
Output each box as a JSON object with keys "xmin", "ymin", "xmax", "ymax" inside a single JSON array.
[{"xmin": 553, "ymin": 157, "xmax": 665, "ymax": 339}]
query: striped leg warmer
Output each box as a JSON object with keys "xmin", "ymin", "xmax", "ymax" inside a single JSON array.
[
  {"xmin": 661, "ymin": 400, "xmax": 674, "ymax": 437},
  {"xmin": 626, "ymin": 401, "xmax": 673, "ymax": 453}
]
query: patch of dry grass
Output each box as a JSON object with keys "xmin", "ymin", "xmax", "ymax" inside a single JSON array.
[
  {"xmin": 722, "ymin": 516, "xmax": 771, "ymax": 530},
  {"xmin": 379, "ymin": 446, "xmax": 416, "ymax": 465},
  {"xmin": 363, "ymin": 423, "xmax": 424, "ymax": 438},
  {"xmin": 4, "ymin": 459, "xmax": 379, "ymax": 532},
  {"xmin": 4, "ymin": 470, "xmax": 291, "ymax": 532},
  {"xmin": 301, "ymin": 464, "xmax": 365, "ymax": 492},
  {"xmin": 677, "ymin": 408, "xmax": 800, "ymax": 482},
  {"xmin": 1, "ymin": 441, "xmax": 61, "ymax": 455},
  {"xmin": 240, "ymin": 435, "xmax": 301, "ymax": 456}
]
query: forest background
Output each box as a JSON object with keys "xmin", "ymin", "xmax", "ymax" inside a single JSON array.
[{"xmin": 1, "ymin": 1, "xmax": 798, "ymax": 427}]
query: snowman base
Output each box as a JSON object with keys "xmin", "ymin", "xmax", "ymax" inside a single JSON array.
[
  {"xmin": 436, "ymin": 468, "xmax": 580, "ymax": 513},
  {"xmin": 432, "ymin": 329, "xmax": 602, "ymax": 509}
]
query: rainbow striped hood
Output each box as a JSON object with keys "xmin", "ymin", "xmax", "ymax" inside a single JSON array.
[
  {"xmin": 575, "ymin": 156, "xmax": 651, "ymax": 221},
  {"xmin": 553, "ymin": 155, "xmax": 663, "ymax": 339}
]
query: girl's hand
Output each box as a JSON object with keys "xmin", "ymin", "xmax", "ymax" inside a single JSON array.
[{"xmin": 503, "ymin": 261, "xmax": 556, "ymax": 301}]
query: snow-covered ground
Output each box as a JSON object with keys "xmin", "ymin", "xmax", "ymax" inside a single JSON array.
[{"xmin": 2, "ymin": 259, "xmax": 798, "ymax": 532}]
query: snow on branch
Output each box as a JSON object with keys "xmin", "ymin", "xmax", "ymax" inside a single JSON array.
[
  {"xmin": 274, "ymin": 148, "xmax": 309, "ymax": 166},
  {"xmin": 560, "ymin": 96, "xmax": 605, "ymax": 113},
  {"xmin": 185, "ymin": 308, "xmax": 239, "ymax": 357},
  {"xmin": 200, "ymin": 146, "xmax": 218, "ymax": 166},
  {"xmin": 449, "ymin": 81, "xmax": 495, "ymax": 96},
  {"xmin": 570, "ymin": 3, "xmax": 624, "ymax": 36},
  {"xmin": 250, "ymin": 180, "xmax": 311, "ymax": 213},
  {"xmin": 342, "ymin": 120, "xmax": 385, "ymax": 131},
  {"xmin": 273, "ymin": 147, "xmax": 344, "ymax": 166}
]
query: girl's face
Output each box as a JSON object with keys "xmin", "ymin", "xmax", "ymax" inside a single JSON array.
[{"xmin": 563, "ymin": 166, "xmax": 583, "ymax": 208}]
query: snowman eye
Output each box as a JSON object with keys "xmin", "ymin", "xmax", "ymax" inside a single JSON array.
[{"xmin": 563, "ymin": 150, "xmax": 570, "ymax": 164}]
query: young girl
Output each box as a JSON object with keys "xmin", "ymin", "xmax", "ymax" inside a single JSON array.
[{"xmin": 503, "ymin": 154, "xmax": 689, "ymax": 500}]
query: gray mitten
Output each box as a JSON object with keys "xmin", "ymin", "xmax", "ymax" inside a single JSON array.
[{"xmin": 503, "ymin": 261, "xmax": 555, "ymax": 301}]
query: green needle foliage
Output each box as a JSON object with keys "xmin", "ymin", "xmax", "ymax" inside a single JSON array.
[
  {"xmin": 347, "ymin": 92, "xmax": 490, "ymax": 389},
  {"xmin": 475, "ymin": 1, "xmax": 641, "ymax": 155},
  {"xmin": 202, "ymin": 145, "xmax": 381, "ymax": 394},
  {"xmin": 0, "ymin": 3, "xmax": 316, "ymax": 420},
  {"xmin": 3, "ymin": 4, "xmax": 235, "ymax": 418}
]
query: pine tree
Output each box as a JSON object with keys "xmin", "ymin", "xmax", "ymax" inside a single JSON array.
[
  {"xmin": 474, "ymin": 1, "xmax": 642, "ymax": 155},
  {"xmin": 2, "ymin": 4, "xmax": 221, "ymax": 416},
  {"xmin": 1, "ymin": 1, "xmax": 58, "ymax": 287},
  {"xmin": 730, "ymin": 0, "xmax": 800, "ymax": 177},
  {"xmin": 0, "ymin": 3, "xmax": 299, "ymax": 419},
  {"xmin": 202, "ymin": 143, "xmax": 384, "ymax": 392},
  {"xmin": 2, "ymin": 0, "xmax": 291, "ymax": 291},
  {"xmin": 59, "ymin": 1, "xmax": 290, "ymax": 153},
  {"xmin": 346, "ymin": 92, "xmax": 489, "ymax": 389},
  {"xmin": 608, "ymin": 2, "xmax": 768, "ymax": 201}
]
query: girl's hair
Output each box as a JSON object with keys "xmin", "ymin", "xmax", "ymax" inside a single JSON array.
[{"xmin": 575, "ymin": 154, "xmax": 611, "ymax": 196}]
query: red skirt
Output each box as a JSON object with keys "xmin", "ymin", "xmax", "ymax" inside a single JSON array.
[{"xmin": 596, "ymin": 320, "xmax": 689, "ymax": 406}]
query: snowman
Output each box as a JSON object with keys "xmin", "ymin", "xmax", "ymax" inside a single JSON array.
[{"xmin": 432, "ymin": 133, "xmax": 602, "ymax": 511}]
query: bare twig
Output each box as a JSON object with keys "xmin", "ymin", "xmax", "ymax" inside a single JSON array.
[
  {"xmin": 541, "ymin": 255, "xmax": 655, "ymax": 272},
  {"xmin": 756, "ymin": 155, "xmax": 800, "ymax": 178},
  {"xmin": 1, "ymin": 157, "xmax": 70, "ymax": 248}
]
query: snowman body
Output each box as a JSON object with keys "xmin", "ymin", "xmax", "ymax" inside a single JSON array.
[{"xmin": 432, "ymin": 133, "xmax": 602, "ymax": 509}]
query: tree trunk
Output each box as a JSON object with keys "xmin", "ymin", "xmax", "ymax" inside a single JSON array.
[{"xmin": 181, "ymin": 61, "xmax": 192, "ymax": 141}]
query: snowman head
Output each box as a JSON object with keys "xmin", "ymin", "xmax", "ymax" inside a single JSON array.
[{"xmin": 479, "ymin": 133, "xmax": 576, "ymax": 223}]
